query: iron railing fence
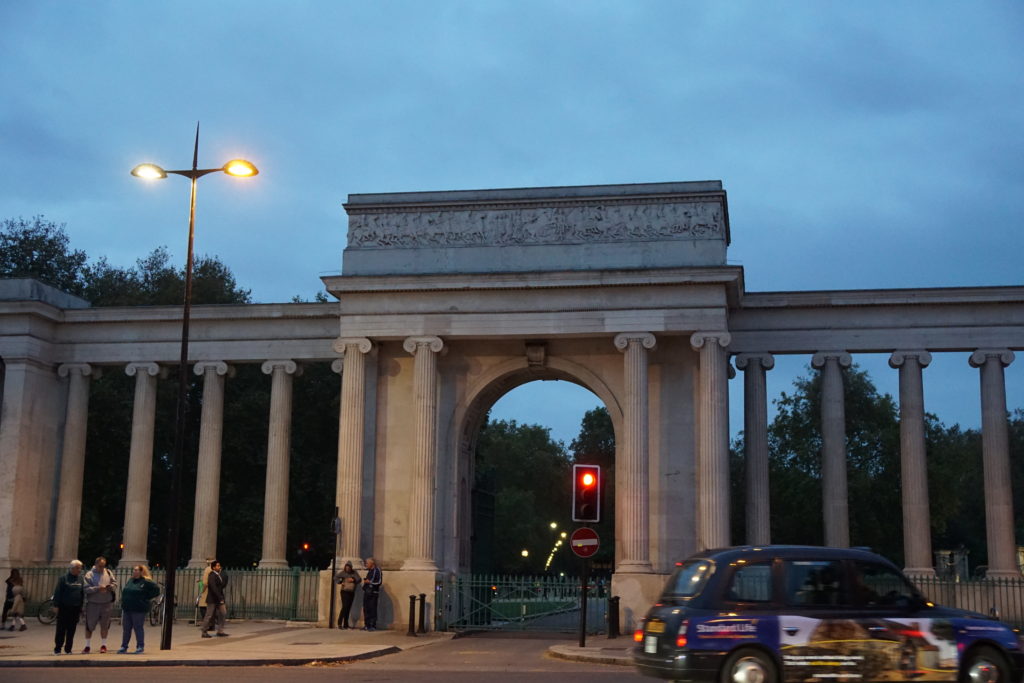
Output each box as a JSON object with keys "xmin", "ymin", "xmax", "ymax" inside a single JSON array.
[
  {"xmin": 438, "ymin": 573, "xmax": 609, "ymax": 633},
  {"xmin": 16, "ymin": 566, "xmax": 319, "ymax": 622},
  {"xmin": 912, "ymin": 575, "xmax": 1024, "ymax": 628}
]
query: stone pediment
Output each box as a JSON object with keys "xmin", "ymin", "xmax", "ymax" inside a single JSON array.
[{"xmin": 341, "ymin": 181, "xmax": 729, "ymax": 276}]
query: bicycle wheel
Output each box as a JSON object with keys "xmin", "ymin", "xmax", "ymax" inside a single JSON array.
[
  {"xmin": 150, "ymin": 599, "xmax": 164, "ymax": 626},
  {"xmin": 37, "ymin": 599, "xmax": 57, "ymax": 625}
]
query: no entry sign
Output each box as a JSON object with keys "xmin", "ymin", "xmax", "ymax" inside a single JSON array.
[{"xmin": 570, "ymin": 527, "xmax": 600, "ymax": 558}]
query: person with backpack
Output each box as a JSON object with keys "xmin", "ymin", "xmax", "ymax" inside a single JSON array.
[{"xmin": 82, "ymin": 556, "xmax": 117, "ymax": 653}]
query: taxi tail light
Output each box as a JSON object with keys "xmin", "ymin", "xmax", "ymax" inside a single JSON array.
[
  {"xmin": 676, "ymin": 619, "xmax": 689, "ymax": 648},
  {"xmin": 633, "ymin": 628, "xmax": 644, "ymax": 643}
]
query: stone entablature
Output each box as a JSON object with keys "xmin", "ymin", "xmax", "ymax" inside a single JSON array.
[{"xmin": 341, "ymin": 181, "xmax": 729, "ymax": 276}]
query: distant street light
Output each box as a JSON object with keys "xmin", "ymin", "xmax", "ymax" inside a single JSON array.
[
  {"xmin": 550, "ymin": 522, "xmax": 558, "ymax": 529},
  {"xmin": 521, "ymin": 549, "xmax": 529, "ymax": 557},
  {"xmin": 131, "ymin": 123, "xmax": 257, "ymax": 651}
]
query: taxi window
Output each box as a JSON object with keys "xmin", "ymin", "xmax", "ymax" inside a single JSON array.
[
  {"xmin": 784, "ymin": 560, "xmax": 849, "ymax": 607},
  {"xmin": 852, "ymin": 561, "xmax": 917, "ymax": 607},
  {"xmin": 725, "ymin": 562, "xmax": 773, "ymax": 603},
  {"xmin": 664, "ymin": 560, "xmax": 713, "ymax": 597}
]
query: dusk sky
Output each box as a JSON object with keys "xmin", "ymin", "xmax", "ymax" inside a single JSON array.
[{"xmin": 2, "ymin": 1, "xmax": 1021, "ymax": 445}]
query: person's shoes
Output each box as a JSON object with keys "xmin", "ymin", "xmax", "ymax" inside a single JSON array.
[
  {"xmin": 100, "ymin": 645, "xmax": 107, "ymax": 653},
  {"xmin": 82, "ymin": 646, "xmax": 91, "ymax": 654},
  {"xmin": 133, "ymin": 648, "xmax": 144, "ymax": 654},
  {"xmin": 54, "ymin": 649, "xmax": 61, "ymax": 655},
  {"xmin": 201, "ymin": 632, "xmax": 212, "ymax": 638},
  {"xmin": 65, "ymin": 649, "xmax": 72, "ymax": 654},
  {"xmin": 6, "ymin": 625, "xmax": 12, "ymax": 631},
  {"xmin": 216, "ymin": 632, "xmax": 229, "ymax": 637},
  {"xmin": 19, "ymin": 625, "xmax": 27, "ymax": 631},
  {"xmin": 117, "ymin": 648, "xmax": 127, "ymax": 654}
]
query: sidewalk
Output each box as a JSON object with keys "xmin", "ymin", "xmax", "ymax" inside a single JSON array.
[
  {"xmin": 0, "ymin": 620, "xmax": 454, "ymax": 667},
  {"xmin": 547, "ymin": 640, "xmax": 633, "ymax": 666}
]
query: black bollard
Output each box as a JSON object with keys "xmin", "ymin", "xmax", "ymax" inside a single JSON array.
[
  {"xmin": 407, "ymin": 595, "xmax": 417, "ymax": 637},
  {"xmin": 607, "ymin": 596, "xmax": 620, "ymax": 638},
  {"xmin": 418, "ymin": 593, "xmax": 427, "ymax": 633}
]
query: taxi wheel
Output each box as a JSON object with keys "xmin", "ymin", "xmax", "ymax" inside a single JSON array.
[
  {"xmin": 961, "ymin": 646, "xmax": 1010, "ymax": 683},
  {"xmin": 721, "ymin": 648, "xmax": 777, "ymax": 683}
]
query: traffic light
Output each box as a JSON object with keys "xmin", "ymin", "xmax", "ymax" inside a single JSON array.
[{"xmin": 572, "ymin": 464, "xmax": 601, "ymax": 523}]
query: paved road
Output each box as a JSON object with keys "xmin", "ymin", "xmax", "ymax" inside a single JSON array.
[{"xmin": 1, "ymin": 632, "xmax": 645, "ymax": 682}]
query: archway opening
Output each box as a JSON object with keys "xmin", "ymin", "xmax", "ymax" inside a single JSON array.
[{"xmin": 466, "ymin": 378, "xmax": 616, "ymax": 577}]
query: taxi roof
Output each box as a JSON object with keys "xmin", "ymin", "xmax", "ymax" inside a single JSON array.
[{"xmin": 680, "ymin": 545, "xmax": 896, "ymax": 566}]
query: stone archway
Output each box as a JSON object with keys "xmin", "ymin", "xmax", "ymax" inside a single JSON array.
[{"xmin": 445, "ymin": 355, "xmax": 624, "ymax": 574}]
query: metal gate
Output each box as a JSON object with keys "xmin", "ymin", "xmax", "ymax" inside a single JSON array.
[{"xmin": 437, "ymin": 574, "xmax": 608, "ymax": 633}]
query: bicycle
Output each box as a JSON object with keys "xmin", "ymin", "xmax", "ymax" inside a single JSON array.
[
  {"xmin": 149, "ymin": 583, "xmax": 166, "ymax": 626},
  {"xmin": 37, "ymin": 598, "xmax": 57, "ymax": 625}
]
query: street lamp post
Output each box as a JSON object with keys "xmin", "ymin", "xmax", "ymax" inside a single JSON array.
[{"xmin": 131, "ymin": 123, "xmax": 257, "ymax": 650}]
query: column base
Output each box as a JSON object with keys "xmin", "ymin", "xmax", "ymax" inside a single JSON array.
[
  {"xmin": 983, "ymin": 569, "xmax": 1023, "ymax": 579},
  {"xmin": 612, "ymin": 571, "xmax": 669, "ymax": 633},
  {"xmin": 317, "ymin": 568, "xmax": 444, "ymax": 631},
  {"xmin": 258, "ymin": 558, "xmax": 289, "ymax": 569},
  {"xmin": 903, "ymin": 566, "xmax": 937, "ymax": 578},
  {"xmin": 401, "ymin": 557, "xmax": 439, "ymax": 571},
  {"xmin": 616, "ymin": 560, "xmax": 654, "ymax": 573}
]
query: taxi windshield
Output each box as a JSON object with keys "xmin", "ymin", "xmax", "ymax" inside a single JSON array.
[{"xmin": 664, "ymin": 559, "xmax": 713, "ymax": 598}]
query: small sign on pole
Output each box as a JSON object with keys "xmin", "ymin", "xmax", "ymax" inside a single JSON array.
[{"xmin": 570, "ymin": 527, "xmax": 600, "ymax": 558}]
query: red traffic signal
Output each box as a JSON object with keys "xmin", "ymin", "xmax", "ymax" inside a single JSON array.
[{"xmin": 572, "ymin": 464, "xmax": 601, "ymax": 523}]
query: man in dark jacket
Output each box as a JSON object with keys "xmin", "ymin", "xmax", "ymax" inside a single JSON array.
[
  {"xmin": 361, "ymin": 557, "xmax": 382, "ymax": 631},
  {"xmin": 200, "ymin": 560, "xmax": 229, "ymax": 638},
  {"xmin": 52, "ymin": 559, "xmax": 85, "ymax": 655}
]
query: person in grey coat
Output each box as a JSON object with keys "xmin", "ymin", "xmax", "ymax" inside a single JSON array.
[{"xmin": 82, "ymin": 556, "xmax": 117, "ymax": 653}]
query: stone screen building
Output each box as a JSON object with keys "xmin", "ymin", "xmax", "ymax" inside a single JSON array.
[{"xmin": 1, "ymin": 181, "xmax": 1020, "ymax": 627}]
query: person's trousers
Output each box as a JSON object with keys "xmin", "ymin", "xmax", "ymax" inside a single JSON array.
[
  {"xmin": 121, "ymin": 611, "xmax": 146, "ymax": 650},
  {"xmin": 363, "ymin": 590, "xmax": 379, "ymax": 628},
  {"xmin": 2, "ymin": 598, "xmax": 11, "ymax": 625},
  {"xmin": 55, "ymin": 606, "xmax": 81, "ymax": 653},
  {"xmin": 338, "ymin": 590, "xmax": 355, "ymax": 627},
  {"xmin": 85, "ymin": 600, "xmax": 113, "ymax": 636},
  {"xmin": 201, "ymin": 603, "xmax": 226, "ymax": 634}
]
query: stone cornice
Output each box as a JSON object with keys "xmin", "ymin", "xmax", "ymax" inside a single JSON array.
[{"xmin": 739, "ymin": 285, "xmax": 1024, "ymax": 309}]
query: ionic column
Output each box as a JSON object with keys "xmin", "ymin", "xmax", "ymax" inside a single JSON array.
[
  {"xmin": 691, "ymin": 332, "xmax": 732, "ymax": 551},
  {"xmin": 188, "ymin": 362, "xmax": 232, "ymax": 568},
  {"xmin": 120, "ymin": 362, "xmax": 162, "ymax": 566},
  {"xmin": 812, "ymin": 351, "xmax": 852, "ymax": 548},
  {"xmin": 735, "ymin": 353, "xmax": 774, "ymax": 546},
  {"xmin": 889, "ymin": 351, "xmax": 935, "ymax": 577},
  {"xmin": 259, "ymin": 360, "xmax": 300, "ymax": 568},
  {"xmin": 969, "ymin": 349, "xmax": 1018, "ymax": 577},
  {"xmin": 332, "ymin": 337, "xmax": 374, "ymax": 568},
  {"xmin": 614, "ymin": 333, "xmax": 657, "ymax": 572},
  {"xmin": 52, "ymin": 364, "xmax": 98, "ymax": 565},
  {"xmin": 402, "ymin": 336, "xmax": 445, "ymax": 571}
]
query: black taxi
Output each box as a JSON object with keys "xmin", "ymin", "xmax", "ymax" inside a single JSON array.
[{"xmin": 633, "ymin": 546, "xmax": 1024, "ymax": 683}]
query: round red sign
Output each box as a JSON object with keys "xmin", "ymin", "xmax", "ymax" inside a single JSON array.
[{"xmin": 570, "ymin": 527, "xmax": 600, "ymax": 558}]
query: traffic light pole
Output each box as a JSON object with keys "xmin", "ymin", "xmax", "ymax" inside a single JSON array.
[{"xmin": 578, "ymin": 557, "xmax": 590, "ymax": 648}]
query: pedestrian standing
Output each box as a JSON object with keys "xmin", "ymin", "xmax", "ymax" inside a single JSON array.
[
  {"xmin": 2, "ymin": 568, "xmax": 21, "ymax": 629},
  {"xmin": 6, "ymin": 576, "xmax": 26, "ymax": 631},
  {"xmin": 199, "ymin": 560, "xmax": 229, "ymax": 638},
  {"xmin": 52, "ymin": 559, "xmax": 85, "ymax": 655},
  {"xmin": 195, "ymin": 556, "xmax": 214, "ymax": 626},
  {"xmin": 335, "ymin": 561, "xmax": 361, "ymax": 628},
  {"xmin": 82, "ymin": 556, "xmax": 117, "ymax": 653},
  {"xmin": 361, "ymin": 557, "xmax": 382, "ymax": 631},
  {"xmin": 118, "ymin": 565, "xmax": 160, "ymax": 654}
]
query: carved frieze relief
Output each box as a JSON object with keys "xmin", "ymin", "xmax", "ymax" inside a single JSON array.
[{"xmin": 346, "ymin": 200, "xmax": 724, "ymax": 249}]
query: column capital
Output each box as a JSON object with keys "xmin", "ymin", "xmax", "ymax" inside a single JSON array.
[
  {"xmin": 614, "ymin": 332, "xmax": 656, "ymax": 352},
  {"xmin": 261, "ymin": 359, "xmax": 301, "ymax": 376},
  {"xmin": 403, "ymin": 335, "xmax": 445, "ymax": 355},
  {"xmin": 969, "ymin": 349, "xmax": 1015, "ymax": 369},
  {"xmin": 889, "ymin": 350, "xmax": 933, "ymax": 369},
  {"xmin": 194, "ymin": 361, "xmax": 234, "ymax": 377},
  {"xmin": 331, "ymin": 358, "xmax": 344, "ymax": 374},
  {"xmin": 811, "ymin": 351, "xmax": 852, "ymax": 369},
  {"xmin": 333, "ymin": 337, "xmax": 374, "ymax": 355},
  {"xmin": 734, "ymin": 352, "xmax": 775, "ymax": 371},
  {"xmin": 689, "ymin": 331, "xmax": 730, "ymax": 351},
  {"xmin": 58, "ymin": 363, "xmax": 99, "ymax": 379},
  {"xmin": 125, "ymin": 362, "xmax": 163, "ymax": 378}
]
